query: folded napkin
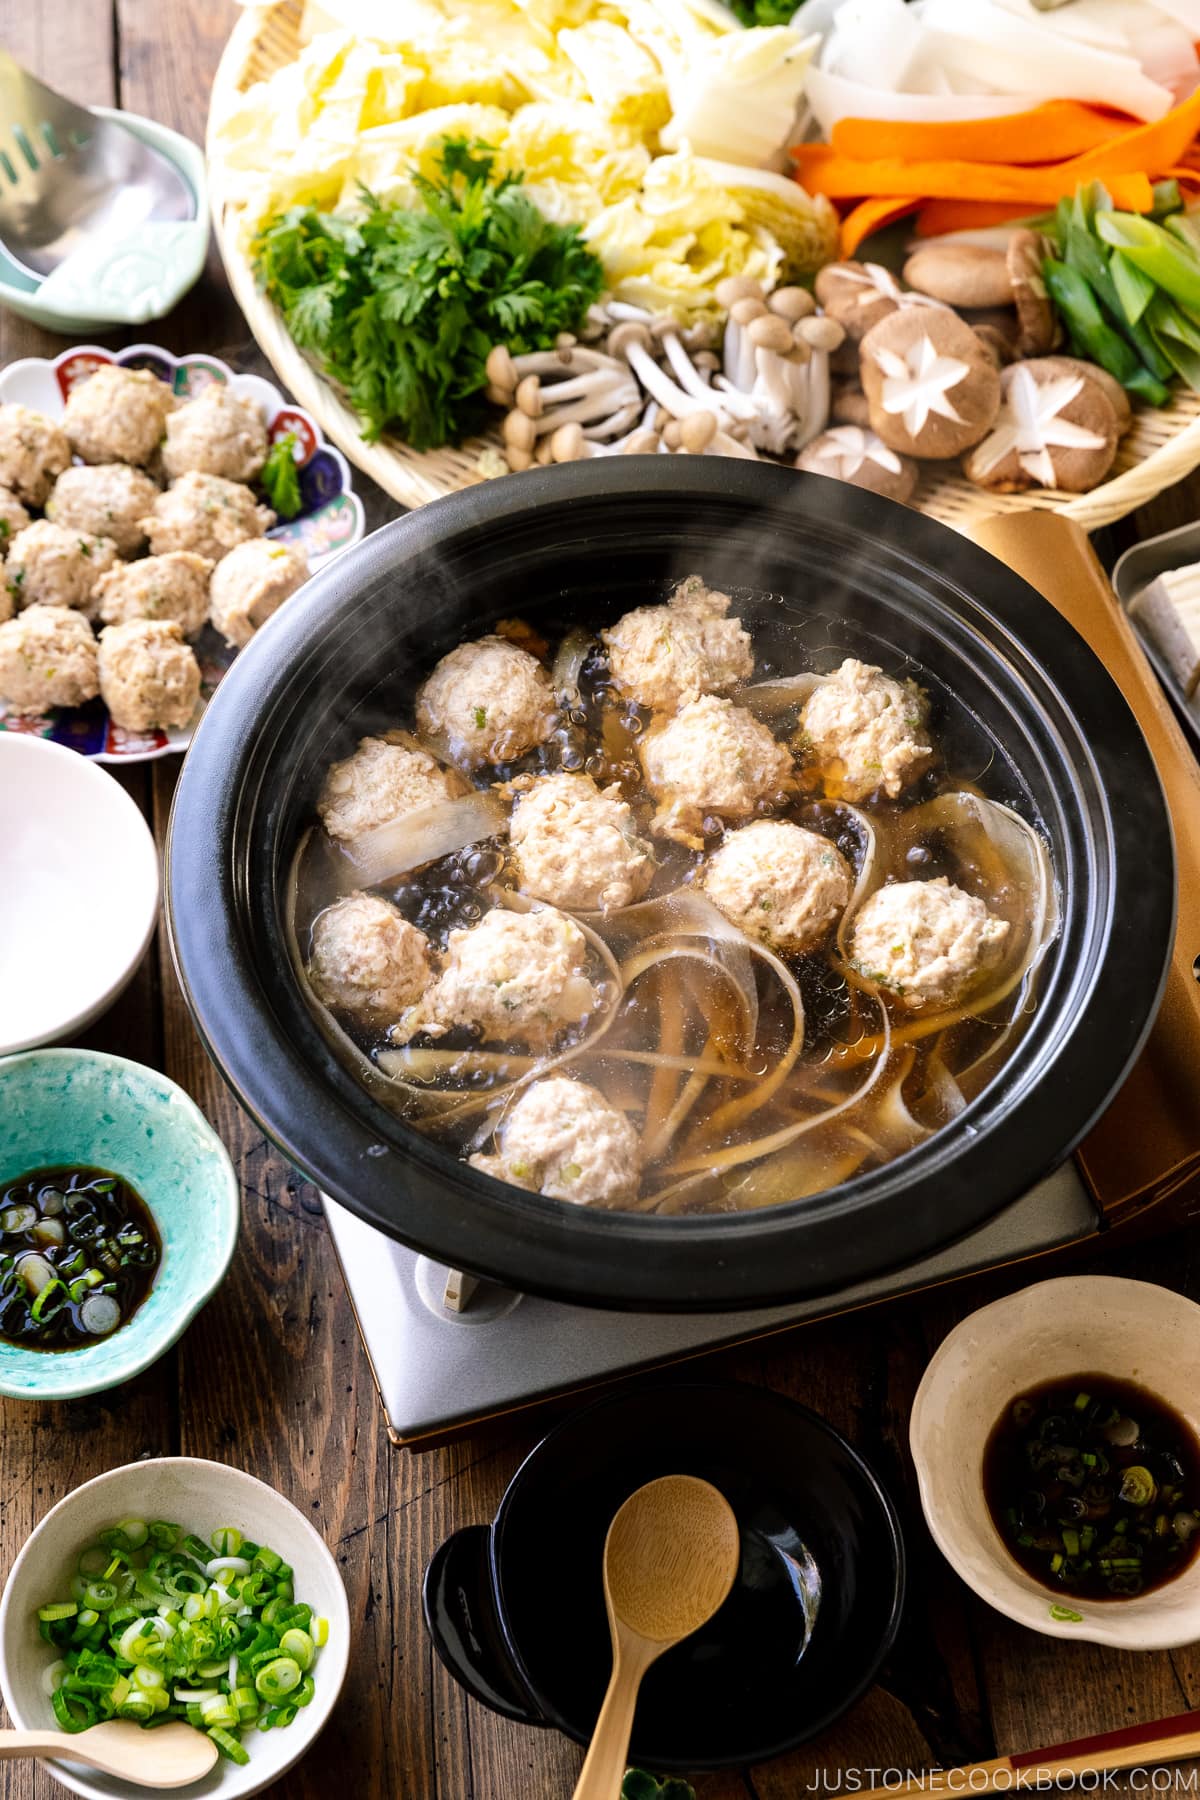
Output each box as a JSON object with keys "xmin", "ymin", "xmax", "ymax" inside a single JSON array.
[{"xmin": 972, "ymin": 511, "xmax": 1200, "ymax": 1225}]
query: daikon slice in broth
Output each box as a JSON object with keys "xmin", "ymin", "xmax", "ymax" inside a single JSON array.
[{"xmin": 289, "ymin": 582, "xmax": 1058, "ymax": 1217}]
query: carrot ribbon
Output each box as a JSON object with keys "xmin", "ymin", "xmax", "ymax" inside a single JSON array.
[{"xmin": 793, "ymin": 85, "xmax": 1200, "ymax": 256}]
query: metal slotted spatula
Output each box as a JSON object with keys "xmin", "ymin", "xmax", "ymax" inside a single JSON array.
[{"xmin": 0, "ymin": 49, "xmax": 195, "ymax": 279}]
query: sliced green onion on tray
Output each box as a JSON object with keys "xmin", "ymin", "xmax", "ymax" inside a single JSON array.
[{"xmin": 35, "ymin": 1521, "xmax": 328, "ymax": 1762}]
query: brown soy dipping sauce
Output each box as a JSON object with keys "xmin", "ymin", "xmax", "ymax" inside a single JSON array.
[
  {"xmin": 983, "ymin": 1376, "xmax": 1200, "ymax": 1601},
  {"xmin": 0, "ymin": 1166, "xmax": 161, "ymax": 1351}
]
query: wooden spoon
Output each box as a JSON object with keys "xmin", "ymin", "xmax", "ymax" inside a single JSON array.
[
  {"xmin": 0, "ymin": 1719, "xmax": 218, "ymax": 1787},
  {"xmin": 572, "ymin": 1475, "xmax": 740, "ymax": 1800}
]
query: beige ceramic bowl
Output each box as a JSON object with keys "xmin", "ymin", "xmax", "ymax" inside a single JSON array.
[{"xmin": 910, "ymin": 1276, "xmax": 1200, "ymax": 1650}]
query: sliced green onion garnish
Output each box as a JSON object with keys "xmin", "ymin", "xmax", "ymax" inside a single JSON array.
[
  {"xmin": 35, "ymin": 1519, "xmax": 327, "ymax": 1759},
  {"xmin": 209, "ymin": 1726, "xmax": 250, "ymax": 1765}
]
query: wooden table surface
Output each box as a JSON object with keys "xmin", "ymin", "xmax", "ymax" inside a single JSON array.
[{"xmin": 5, "ymin": 5, "xmax": 1200, "ymax": 1796}]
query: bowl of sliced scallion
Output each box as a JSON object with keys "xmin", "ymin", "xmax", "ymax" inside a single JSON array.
[
  {"xmin": 0, "ymin": 1457, "xmax": 350, "ymax": 1798},
  {"xmin": 0, "ymin": 1050, "xmax": 239, "ymax": 1401}
]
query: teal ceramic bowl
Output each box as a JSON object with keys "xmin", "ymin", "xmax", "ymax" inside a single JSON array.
[
  {"xmin": 0, "ymin": 1050, "xmax": 238, "ymax": 1400},
  {"xmin": 0, "ymin": 109, "xmax": 208, "ymax": 335}
]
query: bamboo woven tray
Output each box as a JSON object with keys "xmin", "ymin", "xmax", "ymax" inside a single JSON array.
[{"xmin": 208, "ymin": 0, "xmax": 1200, "ymax": 530}]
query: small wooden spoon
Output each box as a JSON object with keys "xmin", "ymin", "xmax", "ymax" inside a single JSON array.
[
  {"xmin": 572, "ymin": 1474, "xmax": 740, "ymax": 1800},
  {"xmin": 0, "ymin": 1719, "xmax": 218, "ymax": 1787}
]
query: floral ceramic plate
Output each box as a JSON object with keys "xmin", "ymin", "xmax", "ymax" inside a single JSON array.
[{"xmin": 0, "ymin": 343, "xmax": 366, "ymax": 763}]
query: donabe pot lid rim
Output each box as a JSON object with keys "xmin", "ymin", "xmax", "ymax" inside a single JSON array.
[
  {"xmin": 165, "ymin": 463, "xmax": 1175, "ymax": 1312},
  {"xmin": 483, "ymin": 1380, "xmax": 908, "ymax": 1770}
]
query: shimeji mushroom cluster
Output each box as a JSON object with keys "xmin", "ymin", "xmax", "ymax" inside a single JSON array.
[{"xmin": 486, "ymin": 277, "xmax": 848, "ymax": 471}]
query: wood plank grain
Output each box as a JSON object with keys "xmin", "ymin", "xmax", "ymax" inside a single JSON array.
[
  {"xmin": 6, "ymin": 4, "xmax": 1200, "ymax": 1797},
  {"xmin": 0, "ymin": 0, "xmax": 115, "ymax": 396},
  {"xmin": 0, "ymin": 0, "xmax": 114, "ymax": 112}
]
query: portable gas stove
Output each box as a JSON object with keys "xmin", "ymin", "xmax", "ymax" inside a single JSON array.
[
  {"xmin": 324, "ymin": 515, "xmax": 1200, "ymax": 1449},
  {"xmin": 322, "ymin": 1165, "xmax": 1100, "ymax": 1447}
]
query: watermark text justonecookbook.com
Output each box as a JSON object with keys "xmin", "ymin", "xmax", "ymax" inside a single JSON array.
[{"xmin": 804, "ymin": 1770, "xmax": 1200, "ymax": 1791}]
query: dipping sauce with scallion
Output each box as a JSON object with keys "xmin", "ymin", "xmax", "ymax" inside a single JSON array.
[
  {"xmin": 983, "ymin": 1375, "xmax": 1200, "ymax": 1600},
  {"xmin": 0, "ymin": 1166, "xmax": 160, "ymax": 1350}
]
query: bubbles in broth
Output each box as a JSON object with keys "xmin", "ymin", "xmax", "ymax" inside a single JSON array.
[{"xmin": 289, "ymin": 578, "xmax": 1058, "ymax": 1217}]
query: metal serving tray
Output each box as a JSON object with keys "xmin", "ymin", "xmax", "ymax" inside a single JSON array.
[{"xmin": 1112, "ymin": 522, "xmax": 1200, "ymax": 754}]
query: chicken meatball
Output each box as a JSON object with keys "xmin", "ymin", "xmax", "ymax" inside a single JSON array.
[
  {"xmin": 317, "ymin": 732, "xmax": 464, "ymax": 844},
  {"xmin": 601, "ymin": 575, "xmax": 754, "ymax": 713},
  {"xmin": 6, "ymin": 521, "xmax": 119, "ymax": 619},
  {"xmin": 208, "ymin": 538, "xmax": 308, "ymax": 649},
  {"xmin": 800, "ymin": 658, "xmax": 932, "ymax": 802},
  {"xmin": 511, "ymin": 772, "xmax": 653, "ymax": 913},
  {"xmin": 391, "ymin": 905, "xmax": 600, "ymax": 1048},
  {"xmin": 94, "ymin": 553, "xmax": 213, "ymax": 637},
  {"xmin": 848, "ymin": 877, "xmax": 1009, "ymax": 1009},
  {"xmin": 0, "ymin": 606, "xmax": 99, "ymax": 713},
  {"xmin": 703, "ymin": 819, "xmax": 853, "ymax": 953},
  {"xmin": 639, "ymin": 694, "xmax": 793, "ymax": 845},
  {"xmin": 470, "ymin": 1076, "xmax": 641, "ymax": 1207},
  {"xmin": 45, "ymin": 464, "xmax": 161, "ymax": 557},
  {"xmin": 416, "ymin": 635, "xmax": 556, "ymax": 768},
  {"xmin": 143, "ymin": 470, "xmax": 274, "ymax": 561},
  {"xmin": 97, "ymin": 619, "xmax": 201, "ymax": 733},
  {"xmin": 63, "ymin": 365, "xmax": 174, "ymax": 467},
  {"xmin": 0, "ymin": 487, "xmax": 30, "ymax": 548},
  {"xmin": 307, "ymin": 892, "xmax": 433, "ymax": 1026},
  {"xmin": 0, "ymin": 405, "xmax": 71, "ymax": 506},
  {"xmin": 162, "ymin": 385, "xmax": 268, "ymax": 484}
]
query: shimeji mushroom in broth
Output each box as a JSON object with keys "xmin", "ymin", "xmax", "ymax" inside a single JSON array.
[{"xmin": 289, "ymin": 577, "xmax": 1058, "ymax": 1217}]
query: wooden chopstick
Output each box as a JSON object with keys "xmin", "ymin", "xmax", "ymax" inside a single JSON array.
[{"xmin": 853, "ymin": 1709, "xmax": 1200, "ymax": 1799}]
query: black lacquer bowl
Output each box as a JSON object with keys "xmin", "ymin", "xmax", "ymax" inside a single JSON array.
[
  {"xmin": 422, "ymin": 1382, "xmax": 906, "ymax": 1770},
  {"xmin": 166, "ymin": 460, "xmax": 1175, "ymax": 1310}
]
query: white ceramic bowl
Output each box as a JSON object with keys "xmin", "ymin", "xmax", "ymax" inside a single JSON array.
[
  {"xmin": 911, "ymin": 1276, "xmax": 1200, "ymax": 1650},
  {"xmin": 0, "ymin": 1458, "xmax": 350, "ymax": 1799},
  {"xmin": 0, "ymin": 736, "xmax": 159, "ymax": 1053}
]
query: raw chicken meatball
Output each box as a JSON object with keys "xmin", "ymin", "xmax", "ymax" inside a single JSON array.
[
  {"xmin": 800, "ymin": 658, "xmax": 932, "ymax": 802},
  {"xmin": 6, "ymin": 521, "xmax": 119, "ymax": 619},
  {"xmin": 511, "ymin": 772, "xmax": 653, "ymax": 913},
  {"xmin": 416, "ymin": 635, "xmax": 556, "ymax": 768},
  {"xmin": 307, "ymin": 892, "xmax": 433, "ymax": 1026},
  {"xmin": 0, "ymin": 606, "xmax": 99, "ymax": 713},
  {"xmin": 601, "ymin": 575, "xmax": 754, "ymax": 713},
  {"xmin": 63, "ymin": 365, "xmax": 174, "ymax": 467},
  {"xmin": 0, "ymin": 487, "xmax": 30, "ymax": 547},
  {"xmin": 703, "ymin": 819, "xmax": 853, "ymax": 953},
  {"xmin": 470, "ymin": 1076, "xmax": 642, "ymax": 1207},
  {"xmin": 391, "ymin": 905, "xmax": 600, "ymax": 1048},
  {"xmin": 209, "ymin": 538, "xmax": 308, "ymax": 649},
  {"xmin": 94, "ymin": 553, "xmax": 214, "ymax": 637},
  {"xmin": 0, "ymin": 405, "xmax": 70, "ymax": 506},
  {"xmin": 848, "ymin": 877, "xmax": 1009, "ymax": 1009},
  {"xmin": 143, "ymin": 470, "xmax": 274, "ymax": 561},
  {"xmin": 97, "ymin": 619, "xmax": 201, "ymax": 732},
  {"xmin": 639, "ymin": 694, "xmax": 793, "ymax": 845},
  {"xmin": 45, "ymin": 464, "xmax": 160, "ymax": 557},
  {"xmin": 162, "ymin": 385, "xmax": 268, "ymax": 483},
  {"xmin": 318, "ymin": 732, "xmax": 464, "ymax": 843}
]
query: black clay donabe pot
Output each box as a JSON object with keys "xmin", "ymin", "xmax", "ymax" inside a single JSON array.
[
  {"xmin": 422, "ymin": 1381, "xmax": 906, "ymax": 1770},
  {"xmin": 166, "ymin": 461, "xmax": 1174, "ymax": 1311}
]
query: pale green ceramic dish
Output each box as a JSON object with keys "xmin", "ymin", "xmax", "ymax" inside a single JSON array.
[
  {"xmin": 0, "ymin": 109, "xmax": 208, "ymax": 335},
  {"xmin": 0, "ymin": 1050, "xmax": 238, "ymax": 1400}
]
